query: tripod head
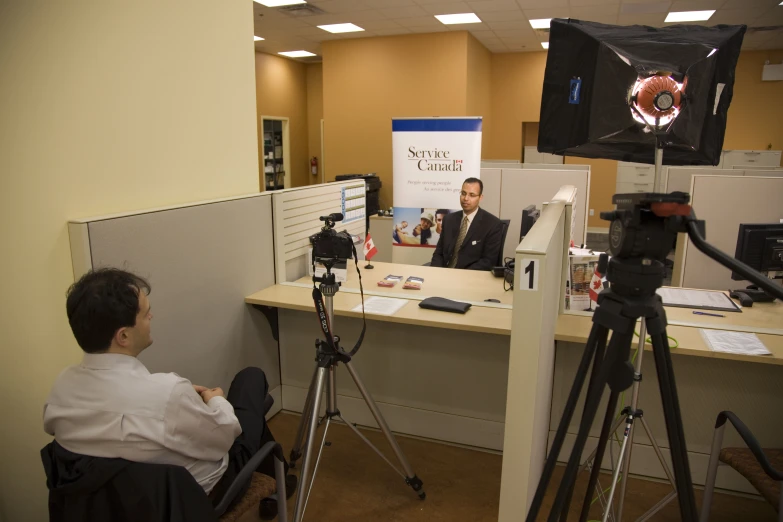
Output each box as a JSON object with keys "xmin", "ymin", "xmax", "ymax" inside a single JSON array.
[{"xmin": 601, "ymin": 192, "xmax": 783, "ymax": 302}]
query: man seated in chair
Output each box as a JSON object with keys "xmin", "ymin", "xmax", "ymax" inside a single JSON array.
[
  {"xmin": 43, "ymin": 268, "xmax": 290, "ymax": 507},
  {"xmin": 430, "ymin": 177, "xmax": 503, "ymax": 270}
]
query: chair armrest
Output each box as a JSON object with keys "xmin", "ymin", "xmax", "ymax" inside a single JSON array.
[
  {"xmin": 716, "ymin": 411, "xmax": 783, "ymax": 481},
  {"xmin": 214, "ymin": 440, "xmax": 286, "ymax": 517}
]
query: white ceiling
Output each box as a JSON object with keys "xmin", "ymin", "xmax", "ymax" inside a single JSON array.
[{"xmin": 252, "ymin": 0, "xmax": 783, "ymax": 59}]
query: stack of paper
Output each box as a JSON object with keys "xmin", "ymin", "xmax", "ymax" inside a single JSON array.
[
  {"xmin": 352, "ymin": 296, "xmax": 408, "ymax": 316},
  {"xmin": 700, "ymin": 329, "xmax": 771, "ymax": 356}
]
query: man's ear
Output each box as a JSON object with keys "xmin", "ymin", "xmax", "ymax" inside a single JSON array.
[{"xmin": 114, "ymin": 327, "xmax": 131, "ymax": 347}]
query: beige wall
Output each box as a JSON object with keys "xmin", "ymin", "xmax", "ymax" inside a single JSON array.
[
  {"xmin": 255, "ymin": 52, "xmax": 310, "ymax": 189},
  {"xmin": 307, "ymin": 63, "xmax": 324, "ymax": 185},
  {"xmin": 0, "ymin": 2, "xmax": 259, "ymax": 520},
  {"xmin": 467, "ymin": 34, "xmax": 493, "ymax": 156},
  {"xmin": 723, "ymin": 50, "xmax": 783, "ymax": 154},
  {"xmin": 323, "ymin": 32, "xmax": 471, "ymax": 208}
]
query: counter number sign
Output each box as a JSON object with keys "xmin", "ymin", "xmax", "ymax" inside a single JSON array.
[{"xmin": 520, "ymin": 258, "xmax": 539, "ymax": 291}]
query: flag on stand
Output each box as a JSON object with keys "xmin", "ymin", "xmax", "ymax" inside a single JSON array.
[
  {"xmin": 589, "ymin": 254, "xmax": 609, "ymax": 303},
  {"xmin": 363, "ymin": 233, "xmax": 378, "ymax": 261}
]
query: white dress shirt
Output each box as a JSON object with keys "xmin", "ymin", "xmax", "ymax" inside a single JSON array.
[{"xmin": 43, "ymin": 353, "xmax": 241, "ymax": 493}]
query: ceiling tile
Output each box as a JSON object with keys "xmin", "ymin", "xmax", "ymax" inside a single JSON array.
[
  {"xmin": 709, "ymin": 7, "xmax": 770, "ymax": 25},
  {"xmin": 394, "ymin": 15, "xmax": 445, "ymax": 27},
  {"xmin": 466, "ymin": 0, "xmax": 520, "ymax": 12},
  {"xmin": 301, "ymin": 32, "xmax": 344, "ymax": 42},
  {"xmin": 515, "ymin": 0, "xmax": 567, "ymax": 8},
  {"xmin": 308, "ymin": 0, "xmax": 371, "ymax": 14},
  {"xmin": 371, "ymin": 27, "xmax": 414, "ymax": 35},
  {"xmin": 521, "ymin": 7, "xmax": 572, "ymax": 20},
  {"xmin": 669, "ymin": 0, "xmax": 726, "ymax": 10},
  {"xmin": 620, "ymin": 1, "xmax": 671, "ymax": 15},
  {"xmin": 570, "ymin": 0, "xmax": 620, "ymax": 5},
  {"xmin": 475, "ymin": 36, "xmax": 504, "ymax": 46},
  {"xmin": 341, "ymin": 10, "xmax": 391, "ymax": 22},
  {"xmin": 419, "ymin": 1, "xmax": 474, "ymax": 15},
  {"xmin": 488, "ymin": 19, "xmax": 536, "ymax": 31},
  {"xmin": 570, "ymin": 4, "xmax": 620, "ymax": 18},
  {"xmin": 617, "ymin": 12, "xmax": 667, "ymax": 25},
  {"xmin": 493, "ymin": 27, "xmax": 536, "ymax": 38},
  {"xmin": 296, "ymin": 13, "xmax": 356, "ymax": 26},
  {"xmin": 469, "ymin": 29, "xmax": 499, "ymax": 37},
  {"xmin": 475, "ymin": 9, "xmax": 527, "ymax": 21},
  {"xmin": 721, "ymin": 0, "xmax": 779, "ymax": 9},
  {"xmin": 362, "ymin": 0, "xmax": 418, "ymax": 7},
  {"xmin": 354, "ymin": 19, "xmax": 408, "ymax": 30},
  {"xmin": 446, "ymin": 22, "xmax": 493, "ymax": 30},
  {"xmin": 407, "ymin": 24, "xmax": 450, "ymax": 31},
  {"xmin": 378, "ymin": 5, "xmax": 430, "ymax": 18}
]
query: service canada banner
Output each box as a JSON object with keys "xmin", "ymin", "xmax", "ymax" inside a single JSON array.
[{"xmin": 391, "ymin": 117, "xmax": 482, "ymax": 250}]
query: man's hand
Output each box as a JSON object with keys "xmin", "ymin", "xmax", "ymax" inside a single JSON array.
[
  {"xmin": 193, "ymin": 384, "xmax": 209, "ymax": 394},
  {"xmin": 200, "ymin": 387, "xmax": 225, "ymax": 403}
]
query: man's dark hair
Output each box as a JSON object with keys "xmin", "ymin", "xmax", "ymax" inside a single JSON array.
[
  {"xmin": 435, "ymin": 209, "xmax": 450, "ymax": 217},
  {"xmin": 463, "ymin": 177, "xmax": 483, "ymax": 195},
  {"xmin": 66, "ymin": 268, "xmax": 151, "ymax": 353}
]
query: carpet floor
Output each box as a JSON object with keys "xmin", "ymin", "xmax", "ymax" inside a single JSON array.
[{"xmin": 237, "ymin": 412, "xmax": 776, "ymax": 522}]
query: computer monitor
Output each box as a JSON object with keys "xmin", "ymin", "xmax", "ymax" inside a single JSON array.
[
  {"xmin": 520, "ymin": 205, "xmax": 541, "ymax": 242},
  {"xmin": 732, "ymin": 223, "xmax": 783, "ymax": 281}
]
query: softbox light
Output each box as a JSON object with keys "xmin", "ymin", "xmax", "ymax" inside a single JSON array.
[{"xmin": 538, "ymin": 19, "xmax": 746, "ymax": 165}]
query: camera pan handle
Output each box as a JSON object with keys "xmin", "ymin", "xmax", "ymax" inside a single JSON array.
[{"xmin": 685, "ymin": 220, "xmax": 783, "ymax": 301}]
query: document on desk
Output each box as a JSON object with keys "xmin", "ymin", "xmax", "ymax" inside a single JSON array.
[
  {"xmin": 656, "ymin": 287, "xmax": 740, "ymax": 312},
  {"xmin": 700, "ymin": 329, "xmax": 771, "ymax": 356},
  {"xmin": 352, "ymin": 296, "xmax": 409, "ymax": 316}
]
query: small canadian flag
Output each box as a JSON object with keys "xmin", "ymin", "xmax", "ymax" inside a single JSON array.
[{"xmin": 363, "ymin": 233, "xmax": 378, "ymax": 261}]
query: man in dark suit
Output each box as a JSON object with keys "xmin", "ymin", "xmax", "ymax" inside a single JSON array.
[{"xmin": 431, "ymin": 177, "xmax": 503, "ymax": 270}]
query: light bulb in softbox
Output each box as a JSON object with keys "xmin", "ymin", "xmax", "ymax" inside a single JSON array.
[{"xmin": 630, "ymin": 75, "xmax": 684, "ymax": 128}]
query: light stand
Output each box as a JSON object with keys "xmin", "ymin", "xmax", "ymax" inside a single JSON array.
[
  {"xmin": 579, "ymin": 141, "xmax": 679, "ymax": 522},
  {"xmin": 288, "ymin": 263, "xmax": 424, "ymax": 522}
]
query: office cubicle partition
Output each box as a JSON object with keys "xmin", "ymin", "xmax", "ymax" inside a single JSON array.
[
  {"xmin": 67, "ymin": 194, "xmax": 282, "ymax": 414},
  {"xmin": 499, "ymin": 186, "xmax": 575, "ymax": 522},
  {"xmin": 271, "ymin": 181, "xmax": 367, "ymax": 283},
  {"xmin": 675, "ymin": 175, "xmax": 783, "ymax": 291}
]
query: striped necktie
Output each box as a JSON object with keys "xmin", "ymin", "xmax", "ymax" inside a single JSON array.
[{"xmin": 448, "ymin": 215, "xmax": 469, "ymax": 268}]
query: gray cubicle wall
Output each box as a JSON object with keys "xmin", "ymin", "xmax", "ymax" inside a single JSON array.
[{"xmin": 68, "ymin": 194, "xmax": 281, "ymax": 412}]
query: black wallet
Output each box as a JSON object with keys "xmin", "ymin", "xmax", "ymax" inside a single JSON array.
[{"xmin": 418, "ymin": 297, "xmax": 472, "ymax": 314}]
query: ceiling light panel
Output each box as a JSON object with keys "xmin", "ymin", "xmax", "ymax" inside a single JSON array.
[
  {"xmin": 254, "ymin": 36, "xmax": 264, "ymax": 41},
  {"xmin": 529, "ymin": 18, "xmax": 551, "ymax": 29},
  {"xmin": 664, "ymin": 10, "xmax": 715, "ymax": 23},
  {"xmin": 279, "ymin": 50, "xmax": 317, "ymax": 57},
  {"xmin": 318, "ymin": 23, "xmax": 365, "ymax": 33},
  {"xmin": 435, "ymin": 13, "xmax": 482, "ymax": 25},
  {"xmin": 541, "ymin": 42, "xmax": 549, "ymax": 49}
]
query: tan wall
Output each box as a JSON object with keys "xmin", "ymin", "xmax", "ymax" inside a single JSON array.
[
  {"xmin": 322, "ymin": 32, "xmax": 471, "ymax": 208},
  {"xmin": 307, "ymin": 63, "xmax": 324, "ymax": 185},
  {"xmin": 467, "ymin": 34, "xmax": 492, "ymax": 156},
  {"xmin": 255, "ymin": 52, "xmax": 310, "ymax": 189},
  {"xmin": 486, "ymin": 52, "xmax": 548, "ymax": 160},
  {"xmin": 723, "ymin": 50, "xmax": 783, "ymax": 156},
  {"xmin": 0, "ymin": 2, "xmax": 259, "ymax": 520}
]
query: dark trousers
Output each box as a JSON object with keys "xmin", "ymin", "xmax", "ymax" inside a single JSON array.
[{"xmin": 210, "ymin": 367, "xmax": 286, "ymax": 507}]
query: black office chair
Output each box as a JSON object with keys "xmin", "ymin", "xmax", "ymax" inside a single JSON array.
[
  {"xmin": 496, "ymin": 219, "xmax": 511, "ymax": 267},
  {"xmin": 701, "ymin": 411, "xmax": 783, "ymax": 522},
  {"xmin": 42, "ymin": 395, "xmax": 289, "ymax": 522}
]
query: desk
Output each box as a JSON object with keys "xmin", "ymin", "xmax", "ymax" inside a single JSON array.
[
  {"xmin": 550, "ymin": 300, "xmax": 783, "ymax": 493},
  {"xmin": 246, "ymin": 261, "xmax": 513, "ymax": 450},
  {"xmin": 246, "ymin": 262, "xmax": 513, "ymax": 336}
]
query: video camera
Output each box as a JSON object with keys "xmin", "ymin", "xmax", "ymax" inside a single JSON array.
[{"xmin": 310, "ymin": 213, "xmax": 355, "ymax": 262}]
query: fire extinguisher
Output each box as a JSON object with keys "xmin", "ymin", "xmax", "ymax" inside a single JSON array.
[{"xmin": 310, "ymin": 157, "xmax": 318, "ymax": 176}]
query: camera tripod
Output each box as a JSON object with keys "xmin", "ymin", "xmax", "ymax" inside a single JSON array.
[
  {"xmin": 525, "ymin": 192, "xmax": 783, "ymax": 522},
  {"xmin": 288, "ymin": 268, "xmax": 425, "ymax": 522}
]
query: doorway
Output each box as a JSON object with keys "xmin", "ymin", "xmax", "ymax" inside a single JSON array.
[{"xmin": 261, "ymin": 116, "xmax": 291, "ymax": 191}]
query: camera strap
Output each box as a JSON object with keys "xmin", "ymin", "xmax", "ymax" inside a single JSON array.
[{"xmin": 311, "ymin": 241, "xmax": 367, "ymax": 357}]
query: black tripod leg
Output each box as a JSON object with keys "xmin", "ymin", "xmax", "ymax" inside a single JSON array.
[
  {"xmin": 526, "ymin": 326, "xmax": 608, "ymax": 522},
  {"xmin": 651, "ymin": 332, "xmax": 698, "ymax": 522},
  {"xmin": 578, "ymin": 389, "xmax": 620, "ymax": 522},
  {"xmin": 557, "ymin": 329, "xmax": 610, "ymax": 522},
  {"xmin": 546, "ymin": 329, "xmax": 633, "ymax": 522}
]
